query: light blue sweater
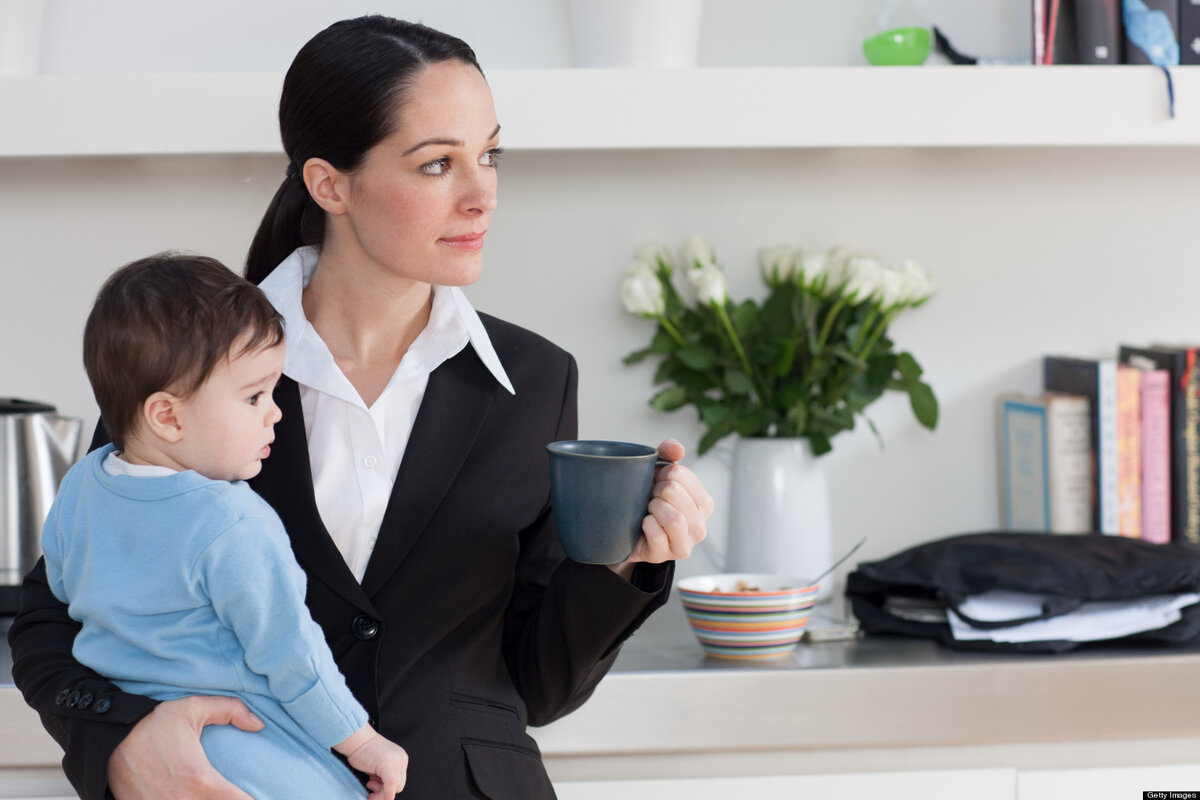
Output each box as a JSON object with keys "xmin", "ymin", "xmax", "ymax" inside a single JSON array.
[{"xmin": 42, "ymin": 445, "xmax": 368, "ymax": 799}]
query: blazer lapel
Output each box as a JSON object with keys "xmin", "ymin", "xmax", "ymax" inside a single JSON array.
[
  {"xmin": 250, "ymin": 376, "xmax": 373, "ymax": 611},
  {"xmin": 360, "ymin": 347, "xmax": 497, "ymax": 597}
]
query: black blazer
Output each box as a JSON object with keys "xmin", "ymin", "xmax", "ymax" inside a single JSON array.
[{"xmin": 9, "ymin": 314, "xmax": 672, "ymax": 800}]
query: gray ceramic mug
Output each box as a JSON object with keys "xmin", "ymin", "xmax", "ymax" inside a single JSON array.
[{"xmin": 546, "ymin": 440, "xmax": 670, "ymax": 564}]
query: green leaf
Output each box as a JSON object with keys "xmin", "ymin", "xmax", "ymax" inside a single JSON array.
[
  {"xmin": 733, "ymin": 411, "xmax": 766, "ymax": 437},
  {"xmin": 808, "ymin": 433, "xmax": 832, "ymax": 456},
  {"xmin": 828, "ymin": 345, "xmax": 867, "ymax": 367},
  {"xmin": 907, "ymin": 380, "xmax": 939, "ymax": 429},
  {"xmin": 650, "ymin": 330, "xmax": 677, "ymax": 355},
  {"xmin": 773, "ymin": 339, "xmax": 797, "ymax": 377},
  {"xmin": 732, "ymin": 300, "xmax": 759, "ymax": 336},
  {"xmin": 895, "ymin": 351, "xmax": 923, "ymax": 382},
  {"xmin": 650, "ymin": 386, "xmax": 689, "ymax": 412},
  {"xmin": 622, "ymin": 348, "xmax": 654, "ymax": 365},
  {"xmin": 676, "ymin": 344, "xmax": 717, "ymax": 370},
  {"xmin": 700, "ymin": 404, "xmax": 734, "ymax": 427},
  {"xmin": 724, "ymin": 368, "xmax": 755, "ymax": 396},
  {"xmin": 698, "ymin": 420, "xmax": 735, "ymax": 455}
]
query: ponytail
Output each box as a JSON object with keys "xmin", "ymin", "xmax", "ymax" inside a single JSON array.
[
  {"xmin": 245, "ymin": 171, "xmax": 323, "ymax": 285},
  {"xmin": 242, "ymin": 16, "xmax": 482, "ymax": 284}
]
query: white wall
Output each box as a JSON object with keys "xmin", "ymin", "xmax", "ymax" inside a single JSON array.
[{"xmin": 2, "ymin": 2, "xmax": 1184, "ymax": 591}]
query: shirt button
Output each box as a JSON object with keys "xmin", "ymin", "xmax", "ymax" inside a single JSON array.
[
  {"xmin": 93, "ymin": 698, "xmax": 112, "ymax": 714},
  {"xmin": 363, "ymin": 455, "xmax": 378, "ymax": 468},
  {"xmin": 352, "ymin": 615, "xmax": 379, "ymax": 640}
]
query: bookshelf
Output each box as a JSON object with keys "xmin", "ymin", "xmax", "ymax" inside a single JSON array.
[{"xmin": 2, "ymin": 65, "xmax": 1199, "ymax": 158}]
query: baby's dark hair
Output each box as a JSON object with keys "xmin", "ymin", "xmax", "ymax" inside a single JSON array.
[{"xmin": 83, "ymin": 252, "xmax": 284, "ymax": 450}]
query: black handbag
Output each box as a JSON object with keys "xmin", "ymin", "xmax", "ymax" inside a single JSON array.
[{"xmin": 845, "ymin": 531, "xmax": 1200, "ymax": 653}]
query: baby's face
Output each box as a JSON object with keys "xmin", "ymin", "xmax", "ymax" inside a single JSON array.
[{"xmin": 172, "ymin": 339, "xmax": 284, "ymax": 482}]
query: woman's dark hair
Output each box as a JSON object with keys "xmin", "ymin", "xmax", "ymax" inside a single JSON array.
[
  {"xmin": 244, "ymin": 16, "xmax": 482, "ymax": 284},
  {"xmin": 84, "ymin": 253, "xmax": 284, "ymax": 450}
]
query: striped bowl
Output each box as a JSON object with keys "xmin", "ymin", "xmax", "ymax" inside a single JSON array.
[{"xmin": 677, "ymin": 573, "xmax": 818, "ymax": 660}]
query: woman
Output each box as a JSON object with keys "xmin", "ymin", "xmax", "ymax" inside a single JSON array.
[{"xmin": 8, "ymin": 15, "xmax": 712, "ymax": 800}]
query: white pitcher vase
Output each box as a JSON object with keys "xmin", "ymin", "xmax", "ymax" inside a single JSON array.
[{"xmin": 726, "ymin": 437, "xmax": 835, "ymax": 601}]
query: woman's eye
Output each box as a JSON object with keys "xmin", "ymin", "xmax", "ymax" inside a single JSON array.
[
  {"xmin": 248, "ymin": 392, "xmax": 263, "ymax": 406},
  {"xmin": 480, "ymin": 147, "xmax": 504, "ymax": 168},
  {"xmin": 421, "ymin": 157, "xmax": 451, "ymax": 176}
]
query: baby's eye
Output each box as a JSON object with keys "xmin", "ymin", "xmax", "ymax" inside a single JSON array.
[
  {"xmin": 248, "ymin": 392, "xmax": 263, "ymax": 406},
  {"xmin": 421, "ymin": 157, "xmax": 451, "ymax": 176},
  {"xmin": 480, "ymin": 148, "xmax": 504, "ymax": 168}
]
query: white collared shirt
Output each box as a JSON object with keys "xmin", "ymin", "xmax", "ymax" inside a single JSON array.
[{"xmin": 259, "ymin": 247, "xmax": 514, "ymax": 581}]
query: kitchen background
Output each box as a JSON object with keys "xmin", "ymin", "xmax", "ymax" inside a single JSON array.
[{"xmin": 2, "ymin": 0, "xmax": 1195, "ymax": 591}]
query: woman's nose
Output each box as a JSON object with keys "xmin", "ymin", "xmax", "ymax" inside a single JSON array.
[{"xmin": 462, "ymin": 166, "xmax": 497, "ymax": 215}]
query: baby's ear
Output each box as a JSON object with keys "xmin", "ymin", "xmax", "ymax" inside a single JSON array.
[{"xmin": 142, "ymin": 391, "xmax": 184, "ymax": 444}]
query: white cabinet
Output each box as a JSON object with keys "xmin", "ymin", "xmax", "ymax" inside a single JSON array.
[{"xmin": 557, "ymin": 769, "xmax": 1017, "ymax": 800}]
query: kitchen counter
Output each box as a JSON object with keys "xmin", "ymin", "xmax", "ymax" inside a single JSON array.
[{"xmin": 5, "ymin": 598, "xmax": 1200, "ymax": 784}]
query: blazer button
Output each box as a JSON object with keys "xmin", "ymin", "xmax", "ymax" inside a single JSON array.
[
  {"xmin": 55, "ymin": 689, "xmax": 70, "ymax": 706},
  {"xmin": 93, "ymin": 698, "xmax": 112, "ymax": 714},
  {"xmin": 352, "ymin": 615, "xmax": 379, "ymax": 640},
  {"xmin": 66, "ymin": 690, "xmax": 81, "ymax": 708},
  {"xmin": 78, "ymin": 693, "xmax": 94, "ymax": 709}
]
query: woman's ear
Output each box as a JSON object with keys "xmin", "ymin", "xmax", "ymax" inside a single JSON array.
[
  {"xmin": 142, "ymin": 391, "xmax": 184, "ymax": 444},
  {"xmin": 304, "ymin": 157, "xmax": 349, "ymax": 216}
]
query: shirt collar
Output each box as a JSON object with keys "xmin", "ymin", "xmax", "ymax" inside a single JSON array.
[{"xmin": 258, "ymin": 246, "xmax": 515, "ymax": 399}]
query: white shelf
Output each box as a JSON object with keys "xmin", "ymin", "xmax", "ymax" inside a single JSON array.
[{"xmin": 3, "ymin": 66, "xmax": 1199, "ymax": 157}]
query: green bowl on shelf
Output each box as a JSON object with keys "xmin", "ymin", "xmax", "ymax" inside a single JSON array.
[{"xmin": 862, "ymin": 26, "xmax": 932, "ymax": 66}]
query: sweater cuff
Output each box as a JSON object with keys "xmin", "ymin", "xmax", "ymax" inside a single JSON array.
[{"xmin": 280, "ymin": 679, "xmax": 369, "ymax": 749}]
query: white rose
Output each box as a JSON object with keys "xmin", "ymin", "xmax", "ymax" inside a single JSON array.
[
  {"xmin": 635, "ymin": 241, "xmax": 675, "ymax": 273},
  {"xmin": 619, "ymin": 259, "xmax": 665, "ymax": 316},
  {"xmin": 794, "ymin": 248, "xmax": 828, "ymax": 287},
  {"xmin": 898, "ymin": 258, "xmax": 937, "ymax": 303},
  {"xmin": 679, "ymin": 234, "xmax": 717, "ymax": 271},
  {"xmin": 688, "ymin": 263, "xmax": 728, "ymax": 306},
  {"xmin": 758, "ymin": 245, "xmax": 795, "ymax": 284},
  {"xmin": 876, "ymin": 265, "xmax": 907, "ymax": 309},
  {"xmin": 822, "ymin": 245, "xmax": 858, "ymax": 289},
  {"xmin": 842, "ymin": 253, "xmax": 885, "ymax": 301}
]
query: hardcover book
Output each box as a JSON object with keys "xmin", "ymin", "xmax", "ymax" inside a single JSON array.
[
  {"xmin": 1149, "ymin": 344, "xmax": 1200, "ymax": 544},
  {"xmin": 1000, "ymin": 394, "xmax": 1091, "ymax": 533},
  {"xmin": 1120, "ymin": 345, "xmax": 1192, "ymax": 543},
  {"xmin": 1001, "ymin": 396, "xmax": 1050, "ymax": 532},
  {"xmin": 1043, "ymin": 356, "xmax": 1119, "ymax": 534},
  {"xmin": 1115, "ymin": 365, "xmax": 1142, "ymax": 537},
  {"xmin": 1139, "ymin": 368, "xmax": 1171, "ymax": 544}
]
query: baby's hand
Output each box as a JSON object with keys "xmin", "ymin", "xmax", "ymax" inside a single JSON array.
[{"xmin": 335, "ymin": 724, "xmax": 408, "ymax": 798}]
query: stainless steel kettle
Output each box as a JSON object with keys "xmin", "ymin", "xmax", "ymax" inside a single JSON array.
[{"xmin": 0, "ymin": 398, "xmax": 84, "ymax": 614}]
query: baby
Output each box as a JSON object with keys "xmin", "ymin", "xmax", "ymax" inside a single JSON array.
[{"xmin": 41, "ymin": 253, "xmax": 406, "ymax": 799}]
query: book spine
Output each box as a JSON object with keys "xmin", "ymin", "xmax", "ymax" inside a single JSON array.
[
  {"xmin": 1002, "ymin": 399, "xmax": 1050, "ymax": 532},
  {"xmin": 1183, "ymin": 0, "xmax": 1200, "ymax": 63},
  {"xmin": 1098, "ymin": 360, "xmax": 1120, "ymax": 534},
  {"xmin": 1076, "ymin": 0, "xmax": 1123, "ymax": 63},
  {"xmin": 1115, "ymin": 365, "xmax": 1143, "ymax": 537},
  {"xmin": 1140, "ymin": 370, "xmax": 1171, "ymax": 543},
  {"xmin": 1047, "ymin": 396, "xmax": 1092, "ymax": 533},
  {"xmin": 1185, "ymin": 349, "xmax": 1200, "ymax": 543},
  {"xmin": 1034, "ymin": 0, "xmax": 1048, "ymax": 64}
]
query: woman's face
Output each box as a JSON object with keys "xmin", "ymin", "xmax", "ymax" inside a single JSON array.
[{"xmin": 339, "ymin": 60, "xmax": 501, "ymax": 287}]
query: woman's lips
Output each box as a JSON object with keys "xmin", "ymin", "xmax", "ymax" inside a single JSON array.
[{"xmin": 440, "ymin": 231, "xmax": 487, "ymax": 251}]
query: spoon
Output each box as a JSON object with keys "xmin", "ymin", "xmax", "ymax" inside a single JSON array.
[{"xmin": 808, "ymin": 536, "xmax": 867, "ymax": 587}]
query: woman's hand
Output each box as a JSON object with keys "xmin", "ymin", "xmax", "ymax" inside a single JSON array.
[
  {"xmin": 610, "ymin": 438, "xmax": 713, "ymax": 577},
  {"xmin": 108, "ymin": 695, "xmax": 263, "ymax": 800}
]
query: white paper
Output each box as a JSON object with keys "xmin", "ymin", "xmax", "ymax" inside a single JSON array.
[{"xmin": 946, "ymin": 590, "xmax": 1200, "ymax": 643}]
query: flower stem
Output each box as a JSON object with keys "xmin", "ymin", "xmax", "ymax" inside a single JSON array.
[
  {"xmin": 715, "ymin": 302, "xmax": 753, "ymax": 379},
  {"xmin": 657, "ymin": 315, "xmax": 688, "ymax": 347},
  {"xmin": 816, "ymin": 294, "xmax": 848, "ymax": 352},
  {"xmin": 852, "ymin": 306, "xmax": 878, "ymax": 353},
  {"xmin": 857, "ymin": 307, "xmax": 899, "ymax": 359}
]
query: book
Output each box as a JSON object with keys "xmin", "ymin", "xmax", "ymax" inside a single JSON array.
[
  {"xmin": 1125, "ymin": 0, "xmax": 1180, "ymax": 64},
  {"xmin": 1001, "ymin": 396, "xmax": 1050, "ymax": 531},
  {"xmin": 1075, "ymin": 0, "xmax": 1123, "ymax": 63},
  {"xmin": 1182, "ymin": 0, "xmax": 1200, "ymax": 63},
  {"xmin": 1044, "ymin": 356, "xmax": 1119, "ymax": 534},
  {"xmin": 1115, "ymin": 364, "xmax": 1142, "ymax": 537},
  {"xmin": 1045, "ymin": 0, "xmax": 1080, "ymax": 64},
  {"xmin": 1120, "ymin": 344, "xmax": 1192, "ymax": 543},
  {"xmin": 1140, "ymin": 368, "xmax": 1171, "ymax": 544},
  {"xmin": 1000, "ymin": 394, "xmax": 1092, "ymax": 533},
  {"xmin": 1034, "ymin": 0, "xmax": 1048, "ymax": 64},
  {"xmin": 1150, "ymin": 344, "xmax": 1200, "ymax": 544}
]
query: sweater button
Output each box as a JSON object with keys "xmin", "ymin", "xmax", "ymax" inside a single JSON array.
[{"xmin": 352, "ymin": 615, "xmax": 379, "ymax": 640}]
